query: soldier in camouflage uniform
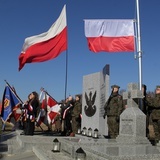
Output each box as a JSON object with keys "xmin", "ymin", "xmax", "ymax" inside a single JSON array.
[
  {"xmin": 70, "ymin": 95, "xmax": 82, "ymax": 136},
  {"xmin": 146, "ymin": 85, "xmax": 160, "ymax": 145},
  {"xmin": 103, "ymin": 85, "xmax": 124, "ymax": 139}
]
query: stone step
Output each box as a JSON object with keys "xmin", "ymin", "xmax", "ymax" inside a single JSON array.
[
  {"xmin": 0, "ymin": 151, "xmax": 39, "ymax": 160},
  {"xmin": 0, "ymin": 143, "xmax": 8, "ymax": 154},
  {"xmin": 0, "ymin": 131, "xmax": 16, "ymax": 142},
  {"xmin": 7, "ymin": 138, "xmax": 25, "ymax": 154},
  {"xmin": 33, "ymin": 145, "xmax": 73, "ymax": 160}
]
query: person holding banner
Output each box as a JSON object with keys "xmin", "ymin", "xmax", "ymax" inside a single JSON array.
[{"xmin": 61, "ymin": 96, "xmax": 74, "ymax": 136}]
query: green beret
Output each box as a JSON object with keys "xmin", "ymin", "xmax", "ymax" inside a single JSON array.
[
  {"xmin": 156, "ymin": 85, "xmax": 160, "ymax": 89},
  {"xmin": 111, "ymin": 85, "xmax": 120, "ymax": 89}
]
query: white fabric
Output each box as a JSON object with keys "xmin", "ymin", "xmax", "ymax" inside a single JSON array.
[
  {"xmin": 84, "ymin": 19, "xmax": 134, "ymax": 37},
  {"xmin": 22, "ymin": 5, "xmax": 66, "ymax": 52}
]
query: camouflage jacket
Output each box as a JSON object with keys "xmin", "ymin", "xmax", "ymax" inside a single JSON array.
[
  {"xmin": 147, "ymin": 94, "xmax": 160, "ymax": 120},
  {"xmin": 71, "ymin": 101, "xmax": 82, "ymax": 118},
  {"xmin": 104, "ymin": 93, "xmax": 123, "ymax": 117}
]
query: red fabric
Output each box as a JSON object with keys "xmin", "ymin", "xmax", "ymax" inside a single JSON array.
[
  {"xmin": 47, "ymin": 96, "xmax": 57, "ymax": 107},
  {"xmin": 19, "ymin": 27, "xmax": 67, "ymax": 71},
  {"xmin": 47, "ymin": 96, "xmax": 60, "ymax": 124},
  {"xmin": 86, "ymin": 36, "xmax": 134, "ymax": 53},
  {"xmin": 0, "ymin": 104, "xmax": 2, "ymax": 115},
  {"xmin": 12, "ymin": 104, "xmax": 22, "ymax": 122},
  {"xmin": 37, "ymin": 93, "xmax": 60, "ymax": 125},
  {"xmin": 28, "ymin": 105, "xmax": 33, "ymax": 111}
]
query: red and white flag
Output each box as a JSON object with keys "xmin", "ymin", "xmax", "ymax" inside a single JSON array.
[
  {"xmin": 19, "ymin": 5, "xmax": 67, "ymax": 71},
  {"xmin": 37, "ymin": 91, "xmax": 61, "ymax": 125},
  {"xmin": 84, "ymin": 19, "xmax": 135, "ymax": 53},
  {"xmin": 46, "ymin": 95, "xmax": 61, "ymax": 124}
]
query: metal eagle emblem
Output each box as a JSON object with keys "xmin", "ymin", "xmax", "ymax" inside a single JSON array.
[{"xmin": 84, "ymin": 91, "xmax": 96, "ymax": 117}]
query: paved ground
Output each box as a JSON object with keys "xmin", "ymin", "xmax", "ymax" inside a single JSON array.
[
  {"xmin": 0, "ymin": 151, "xmax": 39, "ymax": 160},
  {"xmin": 0, "ymin": 122, "xmax": 53, "ymax": 160},
  {"xmin": 0, "ymin": 121, "xmax": 74, "ymax": 160},
  {"xmin": 0, "ymin": 129, "xmax": 40, "ymax": 160}
]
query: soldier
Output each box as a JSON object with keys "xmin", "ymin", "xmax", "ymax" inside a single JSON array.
[
  {"xmin": 70, "ymin": 95, "xmax": 82, "ymax": 136},
  {"xmin": 141, "ymin": 84, "xmax": 147, "ymax": 114},
  {"xmin": 147, "ymin": 85, "xmax": 160, "ymax": 145},
  {"xmin": 103, "ymin": 85, "xmax": 124, "ymax": 139},
  {"xmin": 141, "ymin": 84, "xmax": 153, "ymax": 138}
]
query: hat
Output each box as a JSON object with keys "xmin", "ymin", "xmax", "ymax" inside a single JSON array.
[
  {"xmin": 156, "ymin": 85, "xmax": 160, "ymax": 89},
  {"xmin": 111, "ymin": 85, "xmax": 120, "ymax": 89},
  {"xmin": 75, "ymin": 94, "xmax": 81, "ymax": 99}
]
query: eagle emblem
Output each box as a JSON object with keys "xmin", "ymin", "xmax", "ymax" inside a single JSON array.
[
  {"xmin": 4, "ymin": 98, "xmax": 10, "ymax": 109},
  {"xmin": 84, "ymin": 91, "xmax": 96, "ymax": 117}
]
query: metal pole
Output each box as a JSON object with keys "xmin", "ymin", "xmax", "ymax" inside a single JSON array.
[
  {"xmin": 136, "ymin": 0, "xmax": 142, "ymax": 90},
  {"xmin": 64, "ymin": 49, "xmax": 68, "ymax": 100}
]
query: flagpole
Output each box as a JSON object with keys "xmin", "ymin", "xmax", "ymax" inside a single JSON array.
[
  {"xmin": 4, "ymin": 80, "xmax": 23, "ymax": 104},
  {"xmin": 136, "ymin": 0, "xmax": 142, "ymax": 90},
  {"xmin": 41, "ymin": 87, "xmax": 61, "ymax": 104},
  {"xmin": 64, "ymin": 5, "xmax": 68, "ymax": 101},
  {"xmin": 64, "ymin": 49, "xmax": 68, "ymax": 100}
]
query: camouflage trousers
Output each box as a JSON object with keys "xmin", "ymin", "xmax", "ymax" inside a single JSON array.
[
  {"xmin": 152, "ymin": 120, "xmax": 160, "ymax": 141},
  {"xmin": 107, "ymin": 116, "xmax": 119, "ymax": 139},
  {"xmin": 71, "ymin": 116, "xmax": 81, "ymax": 134}
]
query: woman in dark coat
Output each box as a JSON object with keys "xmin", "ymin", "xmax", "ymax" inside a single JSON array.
[{"xmin": 23, "ymin": 91, "xmax": 40, "ymax": 135}]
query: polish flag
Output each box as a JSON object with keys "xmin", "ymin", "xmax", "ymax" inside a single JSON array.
[
  {"xmin": 19, "ymin": 5, "xmax": 67, "ymax": 71},
  {"xmin": 84, "ymin": 19, "xmax": 135, "ymax": 53}
]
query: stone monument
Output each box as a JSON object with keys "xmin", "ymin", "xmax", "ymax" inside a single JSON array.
[
  {"xmin": 81, "ymin": 64, "xmax": 109, "ymax": 136},
  {"xmin": 117, "ymin": 83, "xmax": 150, "ymax": 144}
]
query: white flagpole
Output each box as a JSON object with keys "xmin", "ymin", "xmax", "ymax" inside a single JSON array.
[{"xmin": 136, "ymin": 0, "xmax": 142, "ymax": 90}]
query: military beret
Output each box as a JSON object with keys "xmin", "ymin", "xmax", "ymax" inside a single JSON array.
[
  {"xmin": 142, "ymin": 84, "xmax": 147, "ymax": 90},
  {"xmin": 156, "ymin": 85, "xmax": 160, "ymax": 89},
  {"xmin": 111, "ymin": 85, "xmax": 120, "ymax": 89}
]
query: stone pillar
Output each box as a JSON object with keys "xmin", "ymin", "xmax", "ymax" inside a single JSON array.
[
  {"xmin": 117, "ymin": 83, "xmax": 150, "ymax": 144},
  {"xmin": 81, "ymin": 64, "xmax": 109, "ymax": 136}
]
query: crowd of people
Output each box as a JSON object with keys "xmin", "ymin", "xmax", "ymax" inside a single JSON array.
[
  {"xmin": 19, "ymin": 93, "xmax": 82, "ymax": 137},
  {"xmin": 4, "ymin": 83, "xmax": 160, "ymax": 146}
]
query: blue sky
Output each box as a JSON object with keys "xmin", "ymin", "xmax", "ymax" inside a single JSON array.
[{"xmin": 0, "ymin": 0, "xmax": 159, "ymax": 102}]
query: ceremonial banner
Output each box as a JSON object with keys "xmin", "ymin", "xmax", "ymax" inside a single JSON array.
[{"xmin": 1, "ymin": 86, "xmax": 21, "ymax": 123}]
